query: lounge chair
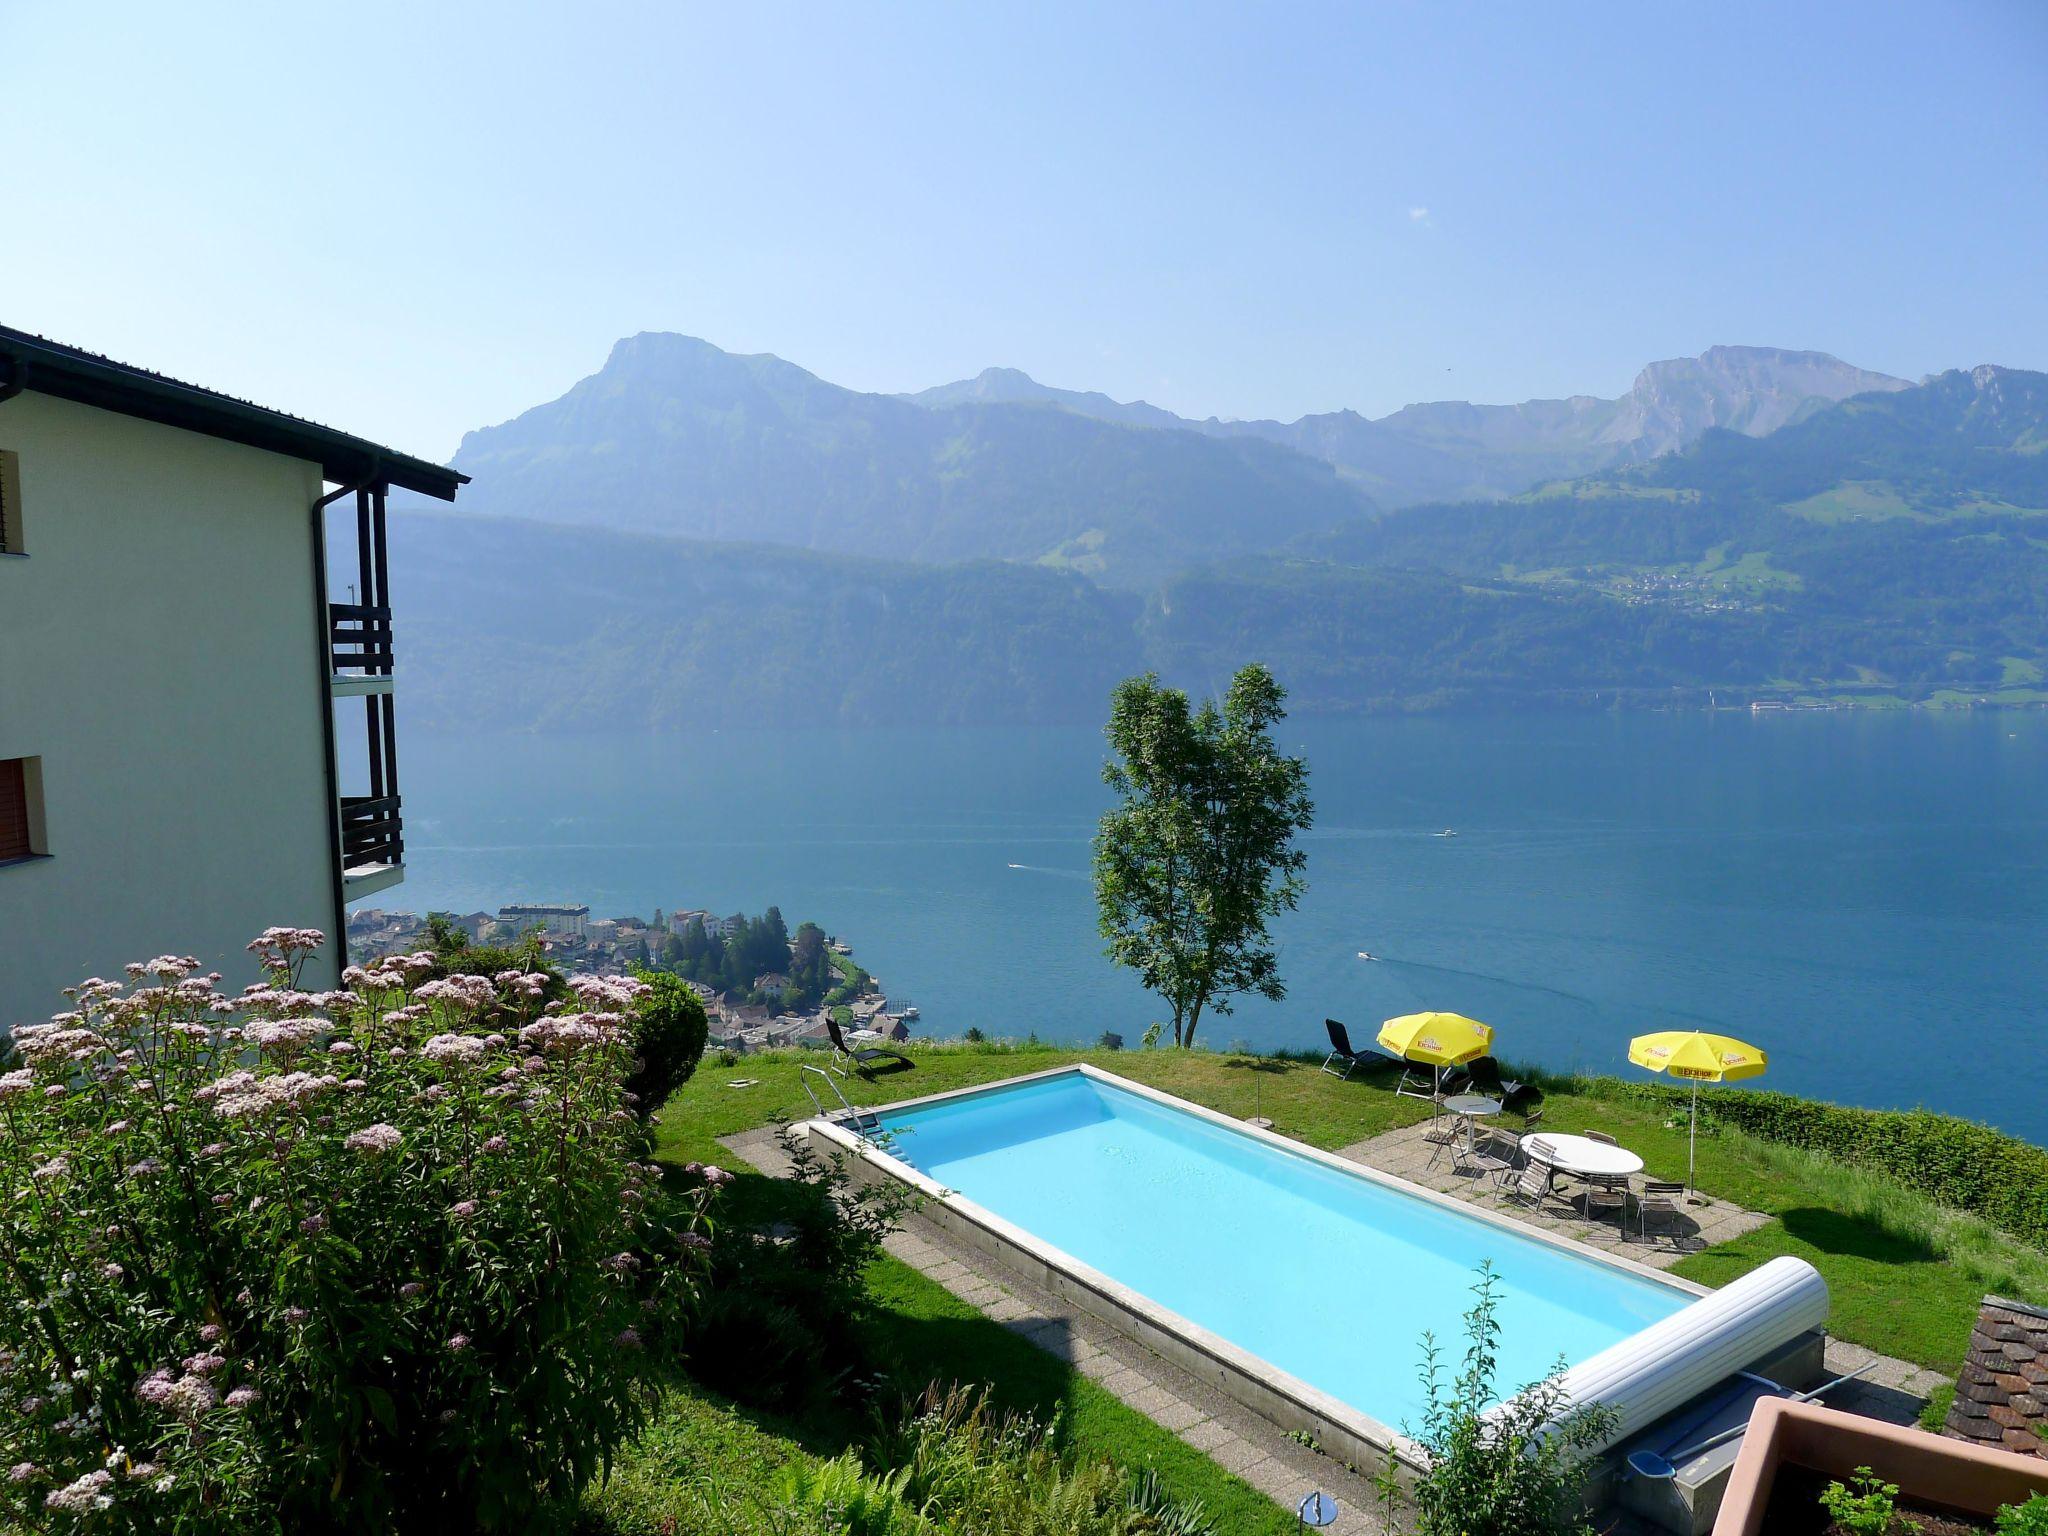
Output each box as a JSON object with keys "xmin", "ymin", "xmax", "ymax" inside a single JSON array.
[
  {"xmin": 1637, "ymin": 1180, "xmax": 1686, "ymax": 1243},
  {"xmin": 1394, "ymin": 1060, "xmax": 1439, "ymax": 1098},
  {"xmin": 1319, "ymin": 1019, "xmax": 1400, "ymax": 1081},
  {"xmin": 1459, "ymin": 1055, "xmax": 1526, "ymax": 1103},
  {"xmin": 825, "ymin": 1017, "xmax": 912, "ymax": 1079}
]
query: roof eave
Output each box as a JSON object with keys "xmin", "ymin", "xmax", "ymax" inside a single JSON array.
[{"xmin": 0, "ymin": 329, "xmax": 468, "ymax": 502}]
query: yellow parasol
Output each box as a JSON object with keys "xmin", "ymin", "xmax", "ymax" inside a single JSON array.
[
  {"xmin": 1627, "ymin": 1029, "xmax": 1767, "ymax": 1187},
  {"xmin": 1378, "ymin": 1011, "xmax": 1494, "ymax": 1096}
]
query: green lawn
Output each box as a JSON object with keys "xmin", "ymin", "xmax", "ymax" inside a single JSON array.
[
  {"xmin": 600, "ymin": 1042, "xmax": 2046, "ymax": 1533},
  {"xmin": 583, "ymin": 1253, "xmax": 1307, "ymax": 1535}
]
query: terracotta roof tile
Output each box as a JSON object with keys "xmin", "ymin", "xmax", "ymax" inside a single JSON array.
[{"xmin": 1947, "ymin": 1295, "xmax": 2048, "ymax": 1460}]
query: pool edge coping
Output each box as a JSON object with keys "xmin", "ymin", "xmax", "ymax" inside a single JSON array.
[
  {"xmin": 849, "ymin": 1061, "xmax": 1705, "ymax": 1297},
  {"xmin": 804, "ymin": 1061, "xmax": 1707, "ymax": 1473}
]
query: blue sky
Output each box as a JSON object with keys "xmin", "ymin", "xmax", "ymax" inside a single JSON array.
[{"xmin": 3, "ymin": 1, "xmax": 2043, "ymax": 460}]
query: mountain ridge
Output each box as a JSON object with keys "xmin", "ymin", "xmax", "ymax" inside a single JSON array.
[
  {"xmin": 438, "ymin": 332, "xmax": 1370, "ymax": 588},
  {"xmin": 905, "ymin": 344, "xmax": 1912, "ymax": 506}
]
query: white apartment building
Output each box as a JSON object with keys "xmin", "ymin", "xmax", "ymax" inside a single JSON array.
[
  {"xmin": 0, "ymin": 326, "xmax": 465, "ymax": 1032},
  {"xmin": 497, "ymin": 904, "xmax": 591, "ymax": 940}
]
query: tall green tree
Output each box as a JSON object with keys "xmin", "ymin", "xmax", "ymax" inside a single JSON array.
[{"xmin": 1092, "ymin": 663, "xmax": 1312, "ymax": 1048}]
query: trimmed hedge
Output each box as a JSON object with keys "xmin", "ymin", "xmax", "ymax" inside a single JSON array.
[{"xmin": 1599, "ymin": 1081, "xmax": 2048, "ymax": 1250}]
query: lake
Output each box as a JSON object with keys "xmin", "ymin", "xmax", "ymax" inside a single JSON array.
[{"xmin": 382, "ymin": 711, "xmax": 2048, "ymax": 1144}]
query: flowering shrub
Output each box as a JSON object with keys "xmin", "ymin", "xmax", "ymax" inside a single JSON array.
[{"xmin": 0, "ymin": 930, "xmax": 713, "ymax": 1534}]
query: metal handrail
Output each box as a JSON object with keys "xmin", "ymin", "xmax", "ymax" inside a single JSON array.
[{"xmin": 799, "ymin": 1064, "xmax": 877, "ymax": 1131}]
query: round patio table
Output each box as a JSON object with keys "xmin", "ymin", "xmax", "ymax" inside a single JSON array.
[
  {"xmin": 1442, "ymin": 1093, "xmax": 1502, "ymax": 1152},
  {"xmin": 1442, "ymin": 1093, "xmax": 1502, "ymax": 1121},
  {"xmin": 1520, "ymin": 1132, "xmax": 1643, "ymax": 1179}
]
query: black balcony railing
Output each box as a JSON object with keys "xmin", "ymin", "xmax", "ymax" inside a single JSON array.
[
  {"xmin": 340, "ymin": 794, "xmax": 403, "ymax": 870},
  {"xmin": 329, "ymin": 602, "xmax": 394, "ymax": 674}
]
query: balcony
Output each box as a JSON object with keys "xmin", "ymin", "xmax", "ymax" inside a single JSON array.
[
  {"xmin": 339, "ymin": 793, "xmax": 404, "ymax": 898},
  {"xmin": 327, "ymin": 483, "xmax": 404, "ymax": 900},
  {"xmin": 330, "ymin": 602, "xmax": 394, "ymax": 694}
]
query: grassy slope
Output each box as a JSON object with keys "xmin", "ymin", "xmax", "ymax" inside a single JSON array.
[{"xmin": 598, "ymin": 1042, "xmax": 2048, "ymax": 1532}]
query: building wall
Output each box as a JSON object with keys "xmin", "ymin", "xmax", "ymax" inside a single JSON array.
[{"xmin": 0, "ymin": 392, "xmax": 340, "ymax": 1033}]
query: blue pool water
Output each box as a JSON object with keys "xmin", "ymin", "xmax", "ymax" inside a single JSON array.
[{"xmin": 876, "ymin": 1071, "xmax": 1693, "ymax": 1431}]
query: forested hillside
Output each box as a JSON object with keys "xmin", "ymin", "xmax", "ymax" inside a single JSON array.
[{"xmin": 393, "ymin": 363, "xmax": 2048, "ymax": 726}]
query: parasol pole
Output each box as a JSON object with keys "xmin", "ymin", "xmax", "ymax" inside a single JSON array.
[{"xmin": 1688, "ymin": 1078, "xmax": 1702, "ymax": 1196}]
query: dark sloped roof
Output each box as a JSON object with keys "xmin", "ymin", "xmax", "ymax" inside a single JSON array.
[
  {"xmin": 1945, "ymin": 1295, "xmax": 2048, "ymax": 1459},
  {"xmin": 0, "ymin": 325, "xmax": 466, "ymax": 501}
]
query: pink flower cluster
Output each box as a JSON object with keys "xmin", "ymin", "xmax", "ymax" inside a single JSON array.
[
  {"xmin": 517, "ymin": 1015, "xmax": 623, "ymax": 1057},
  {"xmin": 568, "ymin": 974, "xmax": 651, "ymax": 1010},
  {"xmin": 343, "ymin": 1123, "xmax": 404, "ymax": 1156},
  {"xmin": 196, "ymin": 1069, "xmax": 339, "ymax": 1120},
  {"xmin": 43, "ymin": 1468, "xmax": 112, "ymax": 1513},
  {"xmin": 420, "ymin": 1033, "xmax": 491, "ymax": 1064},
  {"xmin": 11, "ymin": 1024, "xmax": 113, "ymax": 1067},
  {"xmin": 417, "ymin": 974, "xmax": 499, "ymax": 1013},
  {"xmin": 246, "ymin": 927, "xmax": 325, "ymax": 964},
  {"xmin": 136, "ymin": 1367, "xmax": 218, "ymax": 1422}
]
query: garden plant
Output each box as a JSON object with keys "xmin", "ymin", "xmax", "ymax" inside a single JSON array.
[
  {"xmin": 1381, "ymin": 1263, "xmax": 1618, "ymax": 1536},
  {"xmin": 0, "ymin": 929, "xmax": 715, "ymax": 1534}
]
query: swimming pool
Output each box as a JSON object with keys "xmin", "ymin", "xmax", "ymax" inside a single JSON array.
[{"xmin": 859, "ymin": 1067, "xmax": 1696, "ymax": 1436}]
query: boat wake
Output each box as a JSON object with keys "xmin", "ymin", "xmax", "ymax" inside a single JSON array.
[{"xmin": 1005, "ymin": 862, "xmax": 1087, "ymax": 880}]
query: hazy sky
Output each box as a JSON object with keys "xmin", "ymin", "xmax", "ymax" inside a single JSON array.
[{"xmin": 4, "ymin": 1, "xmax": 2044, "ymax": 461}]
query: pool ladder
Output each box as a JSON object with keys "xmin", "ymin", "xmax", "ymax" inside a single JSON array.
[{"xmin": 799, "ymin": 1064, "xmax": 880, "ymax": 1133}]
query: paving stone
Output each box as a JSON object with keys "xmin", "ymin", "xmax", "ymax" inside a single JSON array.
[
  {"xmin": 1237, "ymin": 1454, "xmax": 1303, "ymax": 1499},
  {"xmin": 1098, "ymin": 1365, "xmax": 1152, "ymax": 1399},
  {"xmin": 1206, "ymin": 1436, "xmax": 1269, "ymax": 1475},
  {"xmin": 1179, "ymin": 1417, "xmax": 1236, "ymax": 1451},
  {"xmin": 1149, "ymin": 1396, "xmax": 1207, "ymax": 1432},
  {"xmin": 1121, "ymin": 1381, "xmax": 1184, "ymax": 1417},
  {"xmin": 1076, "ymin": 1350, "xmax": 1122, "ymax": 1382}
]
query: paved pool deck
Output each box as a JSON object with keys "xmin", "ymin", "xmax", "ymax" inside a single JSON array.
[
  {"xmin": 1335, "ymin": 1119, "xmax": 1951, "ymax": 1418},
  {"xmin": 720, "ymin": 1116, "xmax": 1949, "ymax": 1531}
]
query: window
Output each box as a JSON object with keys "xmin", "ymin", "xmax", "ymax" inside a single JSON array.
[
  {"xmin": 0, "ymin": 450, "xmax": 19, "ymax": 554},
  {"xmin": 0, "ymin": 757, "xmax": 44, "ymax": 863}
]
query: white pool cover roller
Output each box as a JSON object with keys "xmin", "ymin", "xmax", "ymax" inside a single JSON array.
[{"xmin": 1516, "ymin": 1256, "xmax": 1829, "ymax": 1451}]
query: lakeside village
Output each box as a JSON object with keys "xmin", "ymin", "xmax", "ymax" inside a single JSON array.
[{"xmin": 345, "ymin": 900, "xmax": 920, "ymax": 1055}]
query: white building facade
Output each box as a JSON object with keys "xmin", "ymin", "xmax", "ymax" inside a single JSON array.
[{"xmin": 0, "ymin": 327, "xmax": 464, "ymax": 1033}]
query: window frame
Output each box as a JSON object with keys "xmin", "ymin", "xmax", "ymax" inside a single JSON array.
[
  {"xmin": 0, "ymin": 756, "xmax": 48, "ymax": 867},
  {"xmin": 0, "ymin": 448, "xmax": 21, "ymax": 556}
]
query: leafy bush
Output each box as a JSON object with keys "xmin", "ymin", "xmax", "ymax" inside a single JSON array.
[
  {"xmin": 1606, "ymin": 1083, "xmax": 2048, "ymax": 1248},
  {"xmin": 1380, "ymin": 1264, "xmax": 1617, "ymax": 1536},
  {"xmin": 422, "ymin": 912, "xmax": 564, "ymax": 996},
  {"xmin": 685, "ymin": 1130, "xmax": 910, "ymax": 1412},
  {"xmin": 625, "ymin": 971, "xmax": 708, "ymax": 1121},
  {"xmin": 0, "ymin": 930, "xmax": 711, "ymax": 1534},
  {"xmin": 1818, "ymin": 1466, "xmax": 1903, "ymax": 1536},
  {"xmin": 1997, "ymin": 1494, "xmax": 2048, "ymax": 1536}
]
